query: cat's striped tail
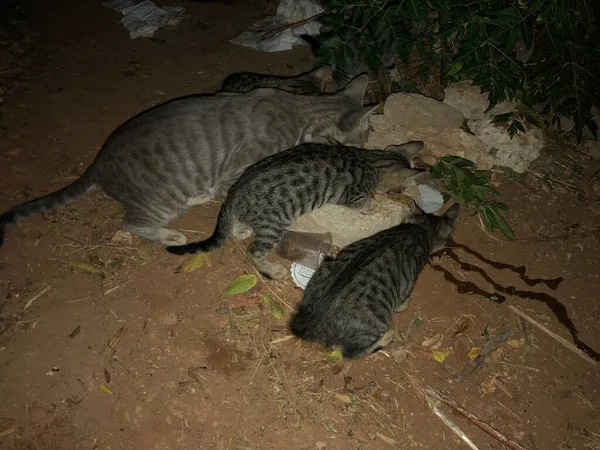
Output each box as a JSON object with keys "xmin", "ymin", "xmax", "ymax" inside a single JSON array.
[
  {"xmin": 0, "ymin": 172, "xmax": 96, "ymax": 249},
  {"xmin": 165, "ymin": 207, "xmax": 233, "ymax": 256}
]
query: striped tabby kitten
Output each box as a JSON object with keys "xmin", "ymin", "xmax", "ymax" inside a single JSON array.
[
  {"xmin": 0, "ymin": 75, "xmax": 376, "ymax": 249},
  {"xmin": 166, "ymin": 140, "xmax": 425, "ymax": 279},
  {"xmin": 289, "ymin": 204, "xmax": 460, "ymax": 359},
  {"xmin": 220, "ymin": 66, "xmax": 332, "ymax": 95}
]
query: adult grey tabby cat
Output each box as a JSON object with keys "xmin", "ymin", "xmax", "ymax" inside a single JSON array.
[
  {"xmin": 0, "ymin": 75, "xmax": 376, "ymax": 249},
  {"xmin": 289, "ymin": 203, "xmax": 460, "ymax": 359},
  {"xmin": 220, "ymin": 66, "xmax": 333, "ymax": 95},
  {"xmin": 166, "ymin": 140, "xmax": 425, "ymax": 280}
]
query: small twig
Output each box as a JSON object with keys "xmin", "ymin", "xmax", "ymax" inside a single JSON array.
[
  {"xmin": 248, "ymin": 347, "xmax": 268, "ymax": 386},
  {"xmin": 487, "ymin": 359, "xmax": 540, "ymax": 372},
  {"xmin": 497, "ymin": 400, "xmax": 525, "ymax": 423},
  {"xmin": 449, "ymin": 330, "xmax": 514, "ymax": 383},
  {"xmin": 23, "ymin": 284, "xmax": 52, "ymax": 311},
  {"xmin": 101, "ymin": 326, "xmax": 127, "ymax": 361},
  {"xmin": 425, "ymin": 387, "xmax": 527, "ymax": 450},
  {"xmin": 424, "ymin": 390, "xmax": 480, "ymax": 450},
  {"xmin": 508, "ymin": 306, "xmax": 596, "ymax": 366},
  {"xmin": 511, "ymin": 228, "xmax": 599, "ymax": 243},
  {"xmin": 260, "ymin": 13, "xmax": 322, "ymax": 40}
]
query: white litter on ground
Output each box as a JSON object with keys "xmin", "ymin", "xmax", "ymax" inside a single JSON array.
[
  {"xmin": 290, "ymin": 262, "xmax": 315, "ymax": 290},
  {"xmin": 229, "ymin": 0, "xmax": 322, "ymax": 52},
  {"xmin": 103, "ymin": 0, "xmax": 187, "ymax": 39},
  {"xmin": 415, "ymin": 184, "xmax": 445, "ymax": 213}
]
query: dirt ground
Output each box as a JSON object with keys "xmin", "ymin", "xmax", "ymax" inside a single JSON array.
[{"xmin": 1, "ymin": 1, "xmax": 600, "ymax": 449}]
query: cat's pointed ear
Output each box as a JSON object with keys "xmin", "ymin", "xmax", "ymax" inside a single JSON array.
[
  {"xmin": 384, "ymin": 141, "xmax": 424, "ymax": 162},
  {"xmin": 442, "ymin": 203, "xmax": 460, "ymax": 225},
  {"xmin": 299, "ymin": 34, "xmax": 321, "ymax": 52},
  {"xmin": 308, "ymin": 66, "xmax": 333, "ymax": 89},
  {"xmin": 339, "ymin": 74, "xmax": 369, "ymax": 103},
  {"xmin": 337, "ymin": 104, "xmax": 378, "ymax": 132}
]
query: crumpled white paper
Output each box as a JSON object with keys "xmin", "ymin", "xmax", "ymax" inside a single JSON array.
[
  {"xmin": 103, "ymin": 0, "xmax": 187, "ymax": 39},
  {"xmin": 229, "ymin": 0, "xmax": 323, "ymax": 52},
  {"xmin": 415, "ymin": 184, "xmax": 445, "ymax": 213}
]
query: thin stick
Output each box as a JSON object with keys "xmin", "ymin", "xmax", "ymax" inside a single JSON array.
[
  {"xmin": 488, "ymin": 359, "xmax": 540, "ymax": 373},
  {"xmin": 260, "ymin": 13, "xmax": 322, "ymax": 40},
  {"xmin": 425, "ymin": 387, "xmax": 527, "ymax": 450},
  {"xmin": 508, "ymin": 306, "xmax": 596, "ymax": 366},
  {"xmin": 23, "ymin": 284, "xmax": 52, "ymax": 310},
  {"xmin": 449, "ymin": 330, "xmax": 514, "ymax": 383},
  {"xmin": 424, "ymin": 390, "xmax": 480, "ymax": 450},
  {"xmin": 101, "ymin": 326, "xmax": 127, "ymax": 361}
]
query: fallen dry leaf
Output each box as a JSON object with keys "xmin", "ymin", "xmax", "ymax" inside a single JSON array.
[
  {"xmin": 422, "ymin": 333, "xmax": 443, "ymax": 349},
  {"xmin": 467, "ymin": 346, "xmax": 481, "ymax": 360},
  {"xmin": 334, "ymin": 393, "xmax": 352, "ymax": 404},
  {"xmin": 99, "ymin": 384, "xmax": 113, "ymax": 395},
  {"xmin": 507, "ymin": 338, "xmax": 525, "ymax": 349},
  {"xmin": 176, "ymin": 253, "xmax": 208, "ymax": 274},
  {"xmin": 0, "ymin": 417, "xmax": 16, "ymax": 438},
  {"xmin": 68, "ymin": 325, "xmax": 81, "ymax": 339},
  {"xmin": 480, "ymin": 376, "xmax": 496, "ymax": 394},
  {"xmin": 69, "ymin": 260, "xmax": 102, "ymax": 274},
  {"xmin": 452, "ymin": 315, "xmax": 475, "ymax": 337},
  {"xmin": 391, "ymin": 347, "xmax": 409, "ymax": 364},
  {"xmin": 432, "ymin": 349, "xmax": 451, "ymax": 363},
  {"xmin": 111, "ymin": 230, "xmax": 132, "ymax": 245}
]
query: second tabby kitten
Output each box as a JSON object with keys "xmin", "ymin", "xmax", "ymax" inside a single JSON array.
[
  {"xmin": 166, "ymin": 141, "xmax": 425, "ymax": 279},
  {"xmin": 220, "ymin": 66, "xmax": 333, "ymax": 95},
  {"xmin": 289, "ymin": 204, "xmax": 460, "ymax": 359}
]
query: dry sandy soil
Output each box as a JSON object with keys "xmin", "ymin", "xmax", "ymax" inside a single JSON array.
[{"xmin": 1, "ymin": 1, "xmax": 599, "ymax": 449}]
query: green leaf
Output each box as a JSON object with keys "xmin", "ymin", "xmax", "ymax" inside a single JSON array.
[
  {"xmin": 176, "ymin": 253, "xmax": 208, "ymax": 274},
  {"xmin": 446, "ymin": 62, "xmax": 463, "ymax": 77},
  {"xmin": 69, "ymin": 260, "xmax": 102, "ymax": 274},
  {"xmin": 326, "ymin": 348, "xmax": 343, "ymax": 363},
  {"xmin": 259, "ymin": 293, "xmax": 285, "ymax": 320},
  {"xmin": 222, "ymin": 274, "xmax": 257, "ymax": 296}
]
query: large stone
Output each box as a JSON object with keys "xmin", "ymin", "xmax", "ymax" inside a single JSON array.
[
  {"xmin": 443, "ymin": 81, "xmax": 517, "ymax": 120},
  {"xmin": 404, "ymin": 127, "xmax": 494, "ymax": 170},
  {"xmin": 290, "ymin": 196, "xmax": 414, "ymax": 248},
  {"xmin": 364, "ymin": 114, "xmax": 410, "ymax": 150},
  {"xmin": 468, "ymin": 119, "xmax": 545, "ymax": 173},
  {"xmin": 384, "ymin": 93, "xmax": 465, "ymax": 129}
]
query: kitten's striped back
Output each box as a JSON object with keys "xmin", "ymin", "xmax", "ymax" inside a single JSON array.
[{"xmin": 290, "ymin": 204, "xmax": 460, "ymax": 359}]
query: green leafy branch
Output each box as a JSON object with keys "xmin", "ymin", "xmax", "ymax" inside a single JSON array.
[{"xmin": 430, "ymin": 156, "xmax": 515, "ymax": 239}]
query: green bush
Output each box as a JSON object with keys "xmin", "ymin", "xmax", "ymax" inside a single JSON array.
[{"xmin": 312, "ymin": 0, "xmax": 600, "ymax": 140}]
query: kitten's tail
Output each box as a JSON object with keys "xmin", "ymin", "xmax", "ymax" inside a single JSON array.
[
  {"xmin": 165, "ymin": 207, "xmax": 234, "ymax": 256},
  {"xmin": 0, "ymin": 172, "xmax": 96, "ymax": 248}
]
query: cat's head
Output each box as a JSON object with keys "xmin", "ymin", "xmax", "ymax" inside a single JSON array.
[
  {"xmin": 405, "ymin": 203, "xmax": 460, "ymax": 253},
  {"xmin": 375, "ymin": 141, "xmax": 425, "ymax": 193},
  {"xmin": 303, "ymin": 66, "xmax": 334, "ymax": 92},
  {"xmin": 328, "ymin": 74, "xmax": 378, "ymax": 145}
]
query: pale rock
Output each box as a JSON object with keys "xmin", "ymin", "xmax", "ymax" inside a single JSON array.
[
  {"xmin": 443, "ymin": 81, "xmax": 517, "ymax": 120},
  {"xmin": 364, "ymin": 114, "xmax": 409, "ymax": 150},
  {"xmin": 384, "ymin": 93, "xmax": 465, "ymax": 129},
  {"xmin": 290, "ymin": 197, "xmax": 413, "ymax": 248},
  {"xmin": 404, "ymin": 127, "xmax": 494, "ymax": 170},
  {"xmin": 160, "ymin": 312, "xmax": 178, "ymax": 326},
  {"xmin": 468, "ymin": 119, "xmax": 545, "ymax": 173}
]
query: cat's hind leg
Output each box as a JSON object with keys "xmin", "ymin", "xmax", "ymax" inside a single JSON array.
[
  {"xmin": 394, "ymin": 299, "xmax": 410, "ymax": 312},
  {"xmin": 247, "ymin": 228, "xmax": 286, "ymax": 280},
  {"xmin": 122, "ymin": 206, "xmax": 187, "ymax": 246}
]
